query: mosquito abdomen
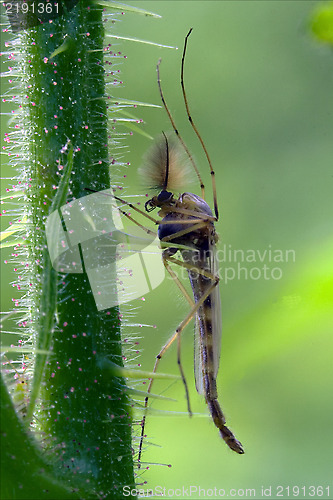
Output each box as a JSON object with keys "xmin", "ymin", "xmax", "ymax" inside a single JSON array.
[
  {"xmin": 194, "ymin": 257, "xmax": 245, "ymax": 455},
  {"xmin": 201, "ymin": 319, "xmax": 244, "ymax": 454}
]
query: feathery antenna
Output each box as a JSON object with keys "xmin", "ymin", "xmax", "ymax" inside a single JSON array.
[{"xmin": 161, "ymin": 131, "xmax": 169, "ymax": 191}]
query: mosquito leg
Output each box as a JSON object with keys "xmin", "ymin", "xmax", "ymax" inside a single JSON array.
[
  {"xmin": 138, "ymin": 329, "xmax": 180, "ymax": 468},
  {"xmin": 162, "ymin": 257, "xmax": 194, "ymax": 307},
  {"xmin": 164, "ymin": 254, "xmax": 217, "ymax": 282},
  {"xmin": 84, "ymin": 188, "xmax": 159, "ymax": 224},
  {"xmin": 138, "ymin": 253, "xmax": 213, "ymax": 468},
  {"xmin": 161, "ymin": 220, "xmax": 210, "ymax": 243},
  {"xmin": 138, "ymin": 253, "xmax": 237, "ymax": 467},
  {"xmin": 112, "ymin": 193, "xmax": 158, "ymax": 224},
  {"xmin": 180, "ymin": 29, "xmax": 219, "ymax": 220},
  {"xmin": 164, "ymin": 253, "xmax": 244, "ymax": 454},
  {"xmin": 117, "ymin": 206, "xmax": 157, "ymax": 238},
  {"xmin": 163, "ymin": 257, "xmax": 194, "ymax": 414},
  {"xmin": 177, "ymin": 330, "xmax": 192, "ymax": 416},
  {"xmin": 138, "ymin": 279, "xmax": 213, "ymax": 469},
  {"xmin": 156, "ymin": 59, "xmax": 205, "ymax": 199}
]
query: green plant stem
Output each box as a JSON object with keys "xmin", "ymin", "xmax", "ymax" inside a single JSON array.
[{"xmin": 3, "ymin": 1, "xmax": 136, "ymax": 496}]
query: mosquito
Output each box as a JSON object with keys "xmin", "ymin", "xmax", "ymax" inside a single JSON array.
[
  {"xmin": 88, "ymin": 28, "xmax": 244, "ymax": 465},
  {"xmin": 130, "ymin": 28, "xmax": 245, "ymax": 466}
]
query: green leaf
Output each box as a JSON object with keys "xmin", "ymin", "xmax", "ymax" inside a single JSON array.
[{"xmin": 1, "ymin": 373, "xmax": 82, "ymax": 499}]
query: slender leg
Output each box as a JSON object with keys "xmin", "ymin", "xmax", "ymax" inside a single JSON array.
[
  {"xmin": 177, "ymin": 331, "xmax": 191, "ymax": 415},
  {"xmin": 160, "ymin": 220, "xmax": 209, "ymax": 243},
  {"xmin": 161, "ymin": 253, "xmax": 244, "ymax": 455},
  {"xmin": 163, "ymin": 258, "xmax": 194, "ymax": 308},
  {"xmin": 180, "ymin": 29, "xmax": 219, "ymax": 220},
  {"xmin": 137, "ymin": 329, "xmax": 181, "ymax": 468},
  {"xmin": 112, "ymin": 193, "xmax": 158, "ymax": 224},
  {"xmin": 138, "ymin": 259, "xmax": 219, "ymax": 468},
  {"xmin": 85, "ymin": 187, "xmax": 159, "ymax": 225},
  {"xmin": 85, "ymin": 189, "xmax": 215, "ymax": 240},
  {"xmin": 117, "ymin": 206, "xmax": 157, "ymax": 238}
]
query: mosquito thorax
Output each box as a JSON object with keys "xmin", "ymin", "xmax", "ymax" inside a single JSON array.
[
  {"xmin": 180, "ymin": 192, "xmax": 214, "ymax": 218},
  {"xmin": 157, "ymin": 191, "xmax": 216, "ymax": 248}
]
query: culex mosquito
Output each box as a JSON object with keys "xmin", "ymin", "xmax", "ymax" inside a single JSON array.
[{"xmin": 90, "ymin": 28, "xmax": 244, "ymax": 466}]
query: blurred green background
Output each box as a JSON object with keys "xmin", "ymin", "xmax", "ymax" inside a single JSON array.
[{"xmin": 1, "ymin": 1, "xmax": 333, "ymax": 498}]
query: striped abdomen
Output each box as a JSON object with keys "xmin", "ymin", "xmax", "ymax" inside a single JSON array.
[{"xmin": 182, "ymin": 246, "xmax": 244, "ymax": 454}]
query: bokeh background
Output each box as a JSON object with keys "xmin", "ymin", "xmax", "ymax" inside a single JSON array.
[
  {"xmin": 116, "ymin": 1, "xmax": 333, "ymax": 497},
  {"xmin": 1, "ymin": 1, "xmax": 333, "ymax": 498}
]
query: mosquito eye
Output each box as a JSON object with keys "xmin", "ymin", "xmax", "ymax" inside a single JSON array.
[{"xmin": 157, "ymin": 190, "xmax": 173, "ymax": 203}]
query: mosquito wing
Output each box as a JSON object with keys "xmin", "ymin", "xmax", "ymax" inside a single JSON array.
[
  {"xmin": 194, "ymin": 315, "xmax": 204, "ymax": 394},
  {"xmin": 193, "ymin": 241, "xmax": 222, "ymax": 394},
  {"xmin": 210, "ymin": 242, "xmax": 222, "ymax": 379}
]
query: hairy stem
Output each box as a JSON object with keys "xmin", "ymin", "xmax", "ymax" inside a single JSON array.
[{"xmin": 2, "ymin": 1, "xmax": 136, "ymax": 497}]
